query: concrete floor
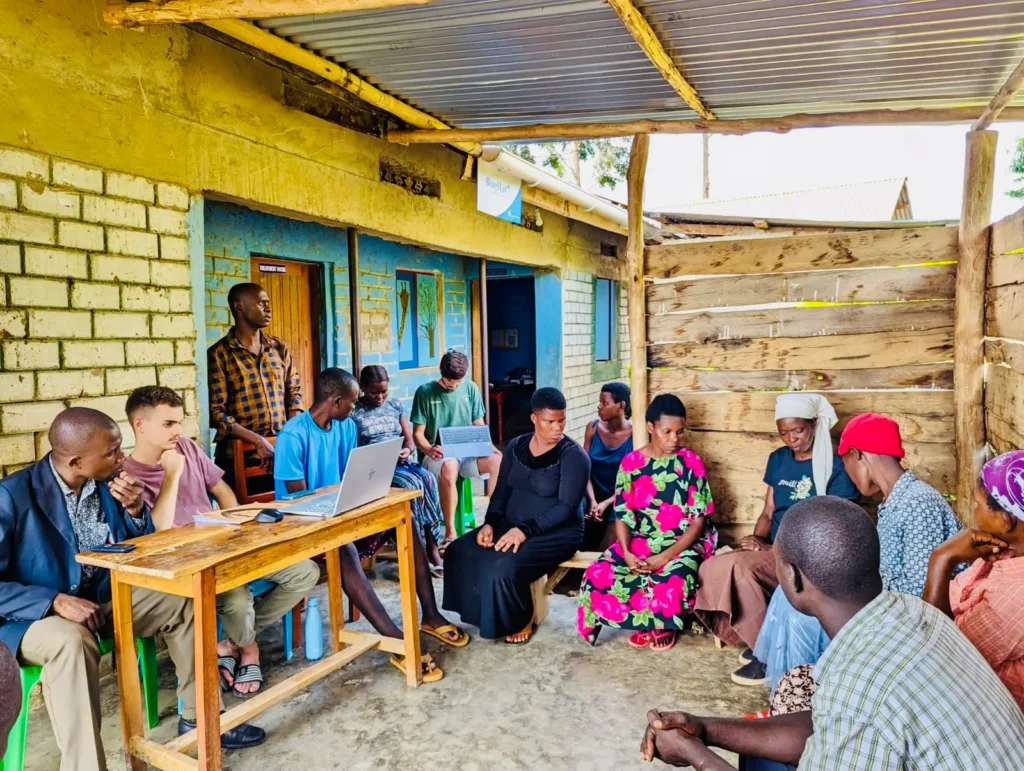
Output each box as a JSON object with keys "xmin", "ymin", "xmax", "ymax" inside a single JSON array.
[{"xmin": 24, "ymin": 508, "xmax": 768, "ymax": 770}]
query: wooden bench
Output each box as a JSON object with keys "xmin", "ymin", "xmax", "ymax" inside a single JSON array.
[{"xmin": 531, "ymin": 551, "xmax": 600, "ymax": 625}]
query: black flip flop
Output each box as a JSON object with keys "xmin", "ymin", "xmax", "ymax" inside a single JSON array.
[
  {"xmin": 217, "ymin": 654, "xmax": 239, "ymax": 693},
  {"xmin": 231, "ymin": 663, "xmax": 264, "ymax": 699}
]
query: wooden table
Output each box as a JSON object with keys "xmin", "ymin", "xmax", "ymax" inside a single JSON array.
[{"xmin": 78, "ymin": 488, "xmax": 422, "ymax": 771}]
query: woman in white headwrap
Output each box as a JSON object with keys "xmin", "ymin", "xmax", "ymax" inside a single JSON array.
[{"xmin": 693, "ymin": 393, "xmax": 859, "ymax": 687}]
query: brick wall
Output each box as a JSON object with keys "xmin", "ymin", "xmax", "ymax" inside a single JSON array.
[
  {"xmin": 0, "ymin": 145, "xmax": 198, "ymax": 475},
  {"xmin": 561, "ymin": 269, "xmax": 628, "ymax": 441}
]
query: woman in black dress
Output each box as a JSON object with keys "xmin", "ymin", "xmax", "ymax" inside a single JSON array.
[{"xmin": 443, "ymin": 387, "xmax": 590, "ymax": 644}]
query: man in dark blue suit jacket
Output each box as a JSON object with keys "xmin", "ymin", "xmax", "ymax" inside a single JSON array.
[{"xmin": 0, "ymin": 407, "xmax": 264, "ymax": 769}]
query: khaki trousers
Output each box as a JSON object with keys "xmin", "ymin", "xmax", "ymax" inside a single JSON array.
[
  {"xmin": 18, "ymin": 587, "xmax": 211, "ymax": 771},
  {"xmin": 215, "ymin": 559, "xmax": 320, "ymax": 648}
]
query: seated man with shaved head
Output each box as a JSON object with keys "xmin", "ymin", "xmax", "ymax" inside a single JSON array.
[
  {"xmin": 639, "ymin": 496, "xmax": 1024, "ymax": 770},
  {"xmin": 0, "ymin": 408, "xmax": 264, "ymax": 771}
]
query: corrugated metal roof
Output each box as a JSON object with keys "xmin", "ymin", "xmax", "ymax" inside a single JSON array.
[
  {"xmin": 651, "ymin": 178, "xmax": 913, "ymax": 222},
  {"xmin": 257, "ymin": 0, "xmax": 1024, "ymax": 129}
]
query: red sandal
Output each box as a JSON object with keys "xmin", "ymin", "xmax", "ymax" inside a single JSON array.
[
  {"xmin": 628, "ymin": 631, "xmax": 653, "ymax": 648},
  {"xmin": 650, "ymin": 630, "xmax": 677, "ymax": 652}
]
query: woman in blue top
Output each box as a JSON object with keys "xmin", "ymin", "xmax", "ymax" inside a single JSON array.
[
  {"xmin": 694, "ymin": 394, "xmax": 859, "ymax": 689},
  {"xmin": 582, "ymin": 382, "xmax": 633, "ymax": 552}
]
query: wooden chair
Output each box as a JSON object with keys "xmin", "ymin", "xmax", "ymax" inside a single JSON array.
[{"xmin": 230, "ymin": 437, "xmax": 276, "ymax": 504}]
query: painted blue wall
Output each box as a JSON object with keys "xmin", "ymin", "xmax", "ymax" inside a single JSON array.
[
  {"xmin": 534, "ymin": 271, "xmax": 562, "ymax": 389},
  {"xmin": 356, "ymin": 233, "xmax": 474, "ymax": 406},
  {"xmin": 203, "ymin": 200, "xmax": 352, "ymax": 370},
  {"xmin": 487, "ymin": 277, "xmax": 535, "ymax": 381}
]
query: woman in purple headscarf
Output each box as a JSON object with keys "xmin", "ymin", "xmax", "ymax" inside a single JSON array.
[{"xmin": 923, "ymin": 450, "xmax": 1024, "ymax": 710}]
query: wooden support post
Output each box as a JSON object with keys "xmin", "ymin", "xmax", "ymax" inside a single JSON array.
[
  {"xmin": 326, "ymin": 547, "xmax": 345, "ymax": 653},
  {"xmin": 348, "ymin": 228, "xmax": 362, "ymax": 373},
  {"xmin": 192, "ymin": 570, "xmax": 222, "ymax": 771},
  {"xmin": 480, "ymin": 259, "xmax": 490, "ymax": 425},
  {"xmin": 394, "ymin": 508, "xmax": 422, "ymax": 686},
  {"xmin": 111, "ymin": 576, "xmax": 146, "ymax": 771},
  {"xmin": 105, "ymin": 0, "xmax": 432, "ymax": 28},
  {"xmin": 954, "ymin": 129, "xmax": 997, "ymax": 525},
  {"xmin": 626, "ymin": 134, "xmax": 650, "ymax": 448},
  {"xmin": 973, "ymin": 57, "xmax": 1024, "ymax": 131}
]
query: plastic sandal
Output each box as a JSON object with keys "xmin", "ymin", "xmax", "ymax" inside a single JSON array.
[
  {"xmin": 628, "ymin": 631, "xmax": 653, "ymax": 649},
  {"xmin": 217, "ymin": 654, "xmax": 239, "ymax": 693},
  {"xmin": 650, "ymin": 631, "xmax": 677, "ymax": 652},
  {"xmin": 231, "ymin": 663, "xmax": 264, "ymax": 698},
  {"xmin": 421, "ymin": 624, "xmax": 470, "ymax": 648},
  {"xmin": 389, "ymin": 653, "xmax": 444, "ymax": 683},
  {"xmin": 504, "ymin": 623, "xmax": 537, "ymax": 645}
]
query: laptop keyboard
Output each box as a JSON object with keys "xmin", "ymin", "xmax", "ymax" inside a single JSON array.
[
  {"xmin": 441, "ymin": 426, "xmax": 491, "ymax": 444},
  {"xmin": 292, "ymin": 493, "xmax": 335, "ymax": 515}
]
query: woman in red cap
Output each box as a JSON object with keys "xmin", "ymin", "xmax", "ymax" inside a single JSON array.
[{"xmin": 840, "ymin": 412, "xmax": 962, "ymax": 596}]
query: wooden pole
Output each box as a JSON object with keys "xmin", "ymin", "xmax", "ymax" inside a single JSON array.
[
  {"xmin": 480, "ymin": 259, "xmax": 490, "ymax": 426},
  {"xmin": 387, "ymin": 106, "xmax": 1024, "ymax": 145},
  {"xmin": 972, "ymin": 57, "xmax": 1024, "ymax": 131},
  {"xmin": 105, "ymin": 0, "xmax": 431, "ymax": 28},
  {"xmin": 702, "ymin": 134, "xmax": 710, "ymax": 199},
  {"xmin": 626, "ymin": 134, "xmax": 650, "ymax": 448},
  {"xmin": 605, "ymin": 0, "xmax": 714, "ymax": 120},
  {"xmin": 347, "ymin": 228, "xmax": 362, "ymax": 374},
  {"xmin": 953, "ymin": 129, "xmax": 997, "ymax": 525}
]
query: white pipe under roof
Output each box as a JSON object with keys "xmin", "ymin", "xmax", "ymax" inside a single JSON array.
[{"xmin": 481, "ymin": 146, "xmax": 629, "ymax": 230}]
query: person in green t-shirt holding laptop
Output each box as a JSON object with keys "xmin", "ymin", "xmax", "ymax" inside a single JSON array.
[{"xmin": 411, "ymin": 351, "xmax": 502, "ymax": 551}]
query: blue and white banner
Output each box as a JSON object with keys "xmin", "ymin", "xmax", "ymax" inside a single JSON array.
[{"xmin": 477, "ymin": 160, "xmax": 522, "ymax": 224}]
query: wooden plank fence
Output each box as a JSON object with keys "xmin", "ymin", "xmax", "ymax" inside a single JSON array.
[
  {"xmin": 644, "ymin": 226, "xmax": 957, "ymax": 542},
  {"xmin": 984, "ymin": 207, "xmax": 1024, "ymax": 455}
]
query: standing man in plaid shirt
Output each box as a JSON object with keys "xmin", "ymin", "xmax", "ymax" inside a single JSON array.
[{"xmin": 208, "ymin": 282, "xmax": 303, "ymax": 491}]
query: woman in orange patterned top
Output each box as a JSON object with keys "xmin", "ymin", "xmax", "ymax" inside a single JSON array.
[{"xmin": 923, "ymin": 450, "xmax": 1024, "ymax": 710}]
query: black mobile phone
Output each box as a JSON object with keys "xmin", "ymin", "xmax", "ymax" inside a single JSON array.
[{"xmin": 92, "ymin": 543, "xmax": 136, "ymax": 554}]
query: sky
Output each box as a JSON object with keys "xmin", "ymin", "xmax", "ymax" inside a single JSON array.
[
  {"xmin": 639, "ymin": 123, "xmax": 1024, "ymax": 222},
  {"xmin": 580, "ymin": 123, "xmax": 1024, "ymax": 222}
]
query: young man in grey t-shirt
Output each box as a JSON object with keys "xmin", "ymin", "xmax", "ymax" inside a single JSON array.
[{"xmin": 411, "ymin": 351, "xmax": 501, "ymax": 547}]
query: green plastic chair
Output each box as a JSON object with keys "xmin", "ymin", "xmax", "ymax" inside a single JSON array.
[
  {"xmin": 453, "ymin": 477, "xmax": 477, "ymax": 537},
  {"xmin": 2, "ymin": 637, "xmax": 159, "ymax": 771}
]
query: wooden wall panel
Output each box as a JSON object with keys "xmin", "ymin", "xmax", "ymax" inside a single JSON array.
[
  {"xmin": 649, "ymin": 328, "xmax": 953, "ymax": 371},
  {"xmin": 989, "ymin": 207, "xmax": 1024, "ymax": 259},
  {"xmin": 648, "ymin": 300, "xmax": 952, "ymax": 344},
  {"xmin": 985, "ymin": 283, "xmax": 1024, "ymax": 340},
  {"xmin": 677, "ymin": 390, "xmax": 952, "ymax": 443},
  {"xmin": 645, "ymin": 226, "xmax": 957, "ymax": 279},
  {"xmin": 645, "ymin": 226, "xmax": 957, "ymax": 540},
  {"xmin": 985, "ymin": 365, "xmax": 1024, "ymax": 455},
  {"xmin": 647, "ymin": 264, "xmax": 955, "ymax": 311},
  {"xmin": 649, "ymin": 364, "xmax": 953, "ymax": 393}
]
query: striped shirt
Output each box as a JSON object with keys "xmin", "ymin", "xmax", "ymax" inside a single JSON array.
[
  {"xmin": 801, "ymin": 591, "xmax": 1024, "ymax": 770},
  {"xmin": 208, "ymin": 329, "xmax": 302, "ymax": 442},
  {"xmin": 951, "ymin": 554, "xmax": 1024, "ymax": 710}
]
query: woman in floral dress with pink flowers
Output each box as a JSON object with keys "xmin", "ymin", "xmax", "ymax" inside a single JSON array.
[{"xmin": 578, "ymin": 394, "xmax": 717, "ymax": 650}]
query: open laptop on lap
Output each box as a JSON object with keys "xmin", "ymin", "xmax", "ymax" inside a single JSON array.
[
  {"xmin": 280, "ymin": 438, "xmax": 402, "ymax": 517},
  {"xmin": 439, "ymin": 425, "xmax": 492, "ymax": 460}
]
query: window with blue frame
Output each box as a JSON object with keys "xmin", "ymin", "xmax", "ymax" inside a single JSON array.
[
  {"xmin": 396, "ymin": 270, "xmax": 442, "ymax": 370},
  {"xmin": 594, "ymin": 277, "xmax": 616, "ymax": 362}
]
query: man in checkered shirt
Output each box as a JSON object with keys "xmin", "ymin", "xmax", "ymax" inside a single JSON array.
[
  {"xmin": 208, "ymin": 282, "xmax": 303, "ymax": 489},
  {"xmin": 639, "ymin": 496, "xmax": 1024, "ymax": 770}
]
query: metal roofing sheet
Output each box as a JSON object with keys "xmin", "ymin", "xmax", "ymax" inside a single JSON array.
[
  {"xmin": 651, "ymin": 178, "xmax": 912, "ymax": 222},
  {"xmin": 257, "ymin": 0, "xmax": 1024, "ymax": 129}
]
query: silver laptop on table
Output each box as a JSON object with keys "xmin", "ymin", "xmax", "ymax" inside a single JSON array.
[
  {"xmin": 438, "ymin": 425, "xmax": 493, "ymax": 460},
  {"xmin": 280, "ymin": 438, "xmax": 401, "ymax": 517}
]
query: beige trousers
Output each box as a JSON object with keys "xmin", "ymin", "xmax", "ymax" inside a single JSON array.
[
  {"xmin": 215, "ymin": 559, "xmax": 320, "ymax": 648},
  {"xmin": 18, "ymin": 587, "xmax": 209, "ymax": 771}
]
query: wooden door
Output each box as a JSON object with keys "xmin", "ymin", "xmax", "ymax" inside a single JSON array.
[
  {"xmin": 470, "ymin": 279, "xmax": 483, "ymax": 392},
  {"xmin": 250, "ymin": 256, "xmax": 322, "ymax": 410}
]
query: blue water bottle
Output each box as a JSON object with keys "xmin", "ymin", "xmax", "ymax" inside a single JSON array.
[{"xmin": 304, "ymin": 597, "xmax": 324, "ymax": 661}]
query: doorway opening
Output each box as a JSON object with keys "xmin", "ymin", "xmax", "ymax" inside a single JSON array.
[{"xmin": 486, "ymin": 275, "xmax": 536, "ymax": 446}]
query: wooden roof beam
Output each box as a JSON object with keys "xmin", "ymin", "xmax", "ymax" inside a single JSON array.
[
  {"xmin": 972, "ymin": 56, "xmax": 1024, "ymax": 131},
  {"xmin": 388, "ymin": 106, "xmax": 1024, "ymax": 144},
  {"xmin": 606, "ymin": 0, "xmax": 714, "ymax": 120},
  {"xmin": 105, "ymin": 0, "xmax": 432, "ymax": 28}
]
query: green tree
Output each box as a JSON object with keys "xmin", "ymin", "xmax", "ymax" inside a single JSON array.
[
  {"xmin": 506, "ymin": 139, "xmax": 630, "ymax": 190},
  {"xmin": 1010, "ymin": 136, "xmax": 1024, "ymax": 199}
]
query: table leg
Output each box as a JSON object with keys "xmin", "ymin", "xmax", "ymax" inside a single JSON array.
[
  {"xmin": 395, "ymin": 509, "xmax": 422, "ymax": 686},
  {"xmin": 325, "ymin": 548, "xmax": 344, "ymax": 653},
  {"xmin": 192, "ymin": 570, "xmax": 222, "ymax": 771},
  {"xmin": 497, "ymin": 396, "xmax": 505, "ymax": 446},
  {"xmin": 110, "ymin": 574, "xmax": 146, "ymax": 771}
]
